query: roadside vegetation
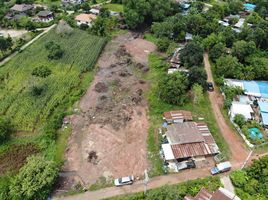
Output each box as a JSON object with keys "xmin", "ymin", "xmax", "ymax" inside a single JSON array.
[
  {"xmin": 230, "ymin": 155, "xmax": 268, "ymax": 200},
  {"xmin": 106, "ymin": 176, "xmax": 221, "ymax": 200},
  {"xmin": 0, "ymin": 27, "xmax": 106, "ymax": 199}
]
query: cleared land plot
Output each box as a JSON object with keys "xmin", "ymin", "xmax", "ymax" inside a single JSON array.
[
  {"xmin": 0, "ymin": 29, "xmax": 106, "ymax": 131},
  {"xmin": 60, "ymin": 34, "xmax": 156, "ymax": 191}
]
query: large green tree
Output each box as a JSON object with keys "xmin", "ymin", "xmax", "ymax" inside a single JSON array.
[
  {"xmin": 9, "ymin": 156, "xmax": 59, "ymax": 200},
  {"xmin": 123, "ymin": 0, "xmax": 174, "ymax": 29},
  {"xmin": 232, "ymin": 40, "xmax": 256, "ymax": 63},
  {"xmin": 215, "ymin": 55, "xmax": 243, "ymax": 78},
  {"xmin": 179, "ymin": 42, "xmax": 204, "ymax": 68},
  {"xmin": 188, "ymin": 67, "xmax": 207, "ymax": 89},
  {"xmin": 158, "ymin": 72, "xmax": 189, "ymax": 105}
]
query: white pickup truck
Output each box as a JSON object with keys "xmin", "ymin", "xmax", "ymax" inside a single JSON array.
[{"xmin": 211, "ymin": 161, "xmax": 231, "ymax": 175}]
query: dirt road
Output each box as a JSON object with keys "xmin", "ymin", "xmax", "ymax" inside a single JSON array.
[
  {"xmin": 203, "ymin": 53, "xmax": 249, "ymax": 168},
  {"xmin": 56, "ymin": 167, "xmax": 211, "ymax": 200}
]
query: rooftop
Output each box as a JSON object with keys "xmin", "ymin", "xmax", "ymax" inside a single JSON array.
[
  {"xmin": 166, "ymin": 122, "xmax": 204, "ymax": 144},
  {"xmin": 75, "ymin": 13, "xmax": 97, "ymax": 23},
  {"xmin": 37, "ymin": 11, "xmax": 53, "ymax": 17},
  {"xmin": 11, "ymin": 4, "xmax": 33, "ymax": 12},
  {"xmin": 163, "ymin": 110, "xmax": 193, "ymax": 122}
]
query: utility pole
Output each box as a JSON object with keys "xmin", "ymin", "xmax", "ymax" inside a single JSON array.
[{"xmin": 144, "ymin": 169, "xmax": 149, "ymax": 195}]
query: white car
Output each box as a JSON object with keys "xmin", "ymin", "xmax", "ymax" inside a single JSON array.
[{"xmin": 114, "ymin": 175, "xmax": 134, "ymax": 186}]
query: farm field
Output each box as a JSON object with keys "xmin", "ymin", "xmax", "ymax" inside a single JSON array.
[{"xmin": 0, "ymin": 29, "xmax": 106, "ymax": 132}]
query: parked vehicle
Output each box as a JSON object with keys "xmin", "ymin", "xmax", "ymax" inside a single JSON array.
[
  {"xmin": 177, "ymin": 159, "xmax": 196, "ymax": 171},
  {"xmin": 211, "ymin": 161, "xmax": 231, "ymax": 175},
  {"xmin": 207, "ymin": 82, "xmax": 214, "ymax": 91},
  {"xmin": 114, "ymin": 175, "xmax": 134, "ymax": 186}
]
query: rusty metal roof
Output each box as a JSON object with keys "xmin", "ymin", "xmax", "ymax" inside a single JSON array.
[
  {"xmin": 167, "ymin": 122, "xmax": 219, "ymax": 159},
  {"xmin": 171, "ymin": 142, "xmax": 211, "ymax": 158},
  {"xmin": 163, "ymin": 110, "xmax": 193, "ymax": 122}
]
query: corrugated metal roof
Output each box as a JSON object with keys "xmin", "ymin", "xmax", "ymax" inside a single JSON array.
[
  {"xmin": 163, "ymin": 110, "xmax": 193, "ymax": 122},
  {"xmin": 167, "ymin": 122, "xmax": 219, "ymax": 159},
  {"xmin": 171, "ymin": 142, "xmax": 211, "ymax": 159}
]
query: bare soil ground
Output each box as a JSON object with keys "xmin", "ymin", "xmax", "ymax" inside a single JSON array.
[{"xmin": 59, "ymin": 33, "xmax": 156, "ymax": 190}]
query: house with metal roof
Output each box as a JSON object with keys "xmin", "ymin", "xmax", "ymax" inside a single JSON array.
[
  {"xmin": 10, "ymin": 4, "xmax": 33, "ymax": 13},
  {"xmin": 161, "ymin": 122, "xmax": 219, "ymax": 172}
]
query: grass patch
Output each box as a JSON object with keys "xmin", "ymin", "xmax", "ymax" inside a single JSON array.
[
  {"xmin": 88, "ymin": 176, "xmax": 113, "ymax": 191},
  {"xmin": 144, "ymin": 33, "xmax": 159, "ymax": 45},
  {"xmin": 106, "ymin": 176, "xmax": 221, "ymax": 200},
  {"xmin": 103, "ymin": 3, "xmax": 123, "ymax": 12},
  {"xmin": 144, "ymin": 53, "xmax": 230, "ymax": 176}
]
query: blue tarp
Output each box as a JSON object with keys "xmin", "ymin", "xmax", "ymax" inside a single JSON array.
[
  {"xmin": 256, "ymin": 82, "xmax": 268, "ymax": 98},
  {"xmin": 261, "ymin": 112, "xmax": 268, "ymax": 126},
  {"xmin": 243, "ymin": 81, "xmax": 260, "ymax": 95},
  {"xmin": 244, "ymin": 3, "xmax": 256, "ymax": 11},
  {"xmin": 248, "ymin": 128, "xmax": 263, "ymax": 139},
  {"xmin": 259, "ymin": 102, "xmax": 268, "ymax": 113}
]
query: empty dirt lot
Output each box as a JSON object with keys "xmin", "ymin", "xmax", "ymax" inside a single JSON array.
[{"xmin": 59, "ymin": 33, "xmax": 156, "ymax": 190}]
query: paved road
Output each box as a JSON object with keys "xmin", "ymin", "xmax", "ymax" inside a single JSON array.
[
  {"xmin": 55, "ymin": 167, "xmax": 211, "ymax": 200},
  {"xmin": 0, "ymin": 24, "xmax": 56, "ymax": 67},
  {"xmin": 203, "ymin": 52, "xmax": 249, "ymax": 168}
]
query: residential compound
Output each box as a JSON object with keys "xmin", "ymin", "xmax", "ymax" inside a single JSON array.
[
  {"xmin": 226, "ymin": 79, "xmax": 268, "ymax": 128},
  {"xmin": 161, "ymin": 111, "xmax": 219, "ymax": 172}
]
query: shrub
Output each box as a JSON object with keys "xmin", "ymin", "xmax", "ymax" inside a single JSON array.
[
  {"xmin": 30, "ymin": 85, "xmax": 46, "ymax": 97},
  {"xmin": 0, "ymin": 117, "xmax": 13, "ymax": 143},
  {"xmin": 31, "ymin": 66, "xmax": 51, "ymax": 78},
  {"xmin": 9, "ymin": 156, "xmax": 59, "ymax": 200},
  {"xmin": 156, "ymin": 38, "xmax": 170, "ymax": 52},
  {"xmin": 45, "ymin": 41, "xmax": 64, "ymax": 60},
  {"xmin": 233, "ymin": 114, "xmax": 246, "ymax": 127}
]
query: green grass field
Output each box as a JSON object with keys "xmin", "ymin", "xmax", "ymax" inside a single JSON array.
[
  {"xmin": 103, "ymin": 3, "xmax": 124, "ymax": 12},
  {"xmin": 0, "ymin": 29, "xmax": 106, "ymax": 132}
]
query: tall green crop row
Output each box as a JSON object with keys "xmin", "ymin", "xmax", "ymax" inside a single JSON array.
[{"xmin": 0, "ymin": 29, "xmax": 106, "ymax": 131}]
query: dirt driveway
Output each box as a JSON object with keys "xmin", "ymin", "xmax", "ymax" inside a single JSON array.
[
  {"xmin": 203, "ymin": 53, "xmax": 249, "ymax": 168},
  {"xmin": 59, "ymin": 33, "xmax": 156, "ymax": 190},
  {"xmin": 0, "ymin": 29, "xmax": 28, "ymax": 38}
]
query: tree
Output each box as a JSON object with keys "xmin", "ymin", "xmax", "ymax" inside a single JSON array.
[
  {"xmin": 188, "ymin": 66, "xmax": 207, "ymax": 89},
  {"xmin": 228, "ymin": 0, "xmax": 243, "ymax": 14},
  {"xmin": 209, "ymin": 42, "xmax": 226, "ymax": 62},
  {"xmin": 0, "ymin": 36, "xmax": 12, "ymax": 53},
  {"xmin": 156, "ymin": 38, "xmax": 170, "ymax": 52},
  {"xmin": 90, "ymin": 17, "xmax": 117, "ymax": 36},
  {"xmin": 158, "ymin": 72, "xmax": 189, "ymax": 105},
  {"xmin": 192, "ymin": 84, "xmax": 204, "ymax": 104},
  {"xmin": 123, "ymin": 0, "xmax": 174, "ymax": 29},
  {"xmin": 215, "ymin": 55, "xmax": 243, "ymax": 78},
  {"xmin": 32, "ymin": 66, "xmax": 51, "ymax": 78},
  {"xmin": 232, "ymin": 40, "xmax": 256, "ymax": 63},
  {"xmin": 234, "ymin": 114, "xmax": 246, "ymax": 127},
  {"xmin": 81, "ymin": 2, "xmax": 91, "ymax": 13},
  {"xmin": 9, "ymin": 156, "xmax": 59, "ymax": 200},
  {"xmin": 45, "ymin": 41, "xmax": 64, "ymax": 60},
  {"xmin": 230, "ymin": 170, "xmax": 248, "ymax": 188},
  {"xmin": 179, "ymin": 42, "xmax": 204, "ymax": 68},
  {"xmin": 30, "ymin": 85, "xmax": 46, "ymax": 97},
  {"xmin": 0, "ymin": 117, "xmax": 13, "ymax": 143}
]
